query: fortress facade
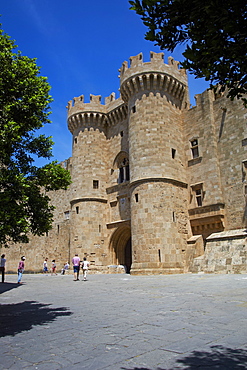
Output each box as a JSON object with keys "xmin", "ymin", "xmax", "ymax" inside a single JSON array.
[{"xmin": 4, "ymin": 52, "xmax": 247, "ymax": 274}]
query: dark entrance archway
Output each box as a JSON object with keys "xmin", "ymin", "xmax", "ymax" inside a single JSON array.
[
  {"xmin": 109, "ymin": 225, "xmax": 132, "ymax": 273},
  {"xmin": 124, "ymin": 238, "xmax": 132, "ymax": 273}
]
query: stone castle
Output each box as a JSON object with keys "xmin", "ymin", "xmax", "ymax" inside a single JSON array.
[{"xmin": 4, "ymin": 52, "xmax": 247, "ymax": 274}]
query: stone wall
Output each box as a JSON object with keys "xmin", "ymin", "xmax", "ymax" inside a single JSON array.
[{"xmin": 191, "ymin": 229, "xmax": 247, "ymax": 273}]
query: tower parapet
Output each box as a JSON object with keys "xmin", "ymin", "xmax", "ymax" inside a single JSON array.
[
  {"xmin": 67, "ymin": 93, "xmax": 127, "ymax": 134},
  {"xmin": 119, "ymin": 52, "xmax": 188, "ymax": 106}
]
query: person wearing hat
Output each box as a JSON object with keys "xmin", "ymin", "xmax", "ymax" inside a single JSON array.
[{"xmin": 17, "ymin": 256, "xmax": 26, "ymax": 284}]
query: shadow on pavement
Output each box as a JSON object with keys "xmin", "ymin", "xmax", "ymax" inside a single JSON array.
[
  {"xmin": 121, "ymin": 345, "xmax": 247, "ymax": 369},
  {"xmin": 175, "ymin": 345, "xmax": 247, "ymax": 369},
  {"xmin": 0, "ymin": 282, "xmax": 20, "ymax": 294},
  {"xmin": 0, "ymin": 300, "xmax": 72, "ymax": 337}
]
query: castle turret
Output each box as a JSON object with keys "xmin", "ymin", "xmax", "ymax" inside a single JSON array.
[
  {"xmin": 120, "ymin": 52, "xmax": 192, "ymax": 274},
  {"xmin": 67, "ymin": 94, "xmax": 109, "ymax": 263}
]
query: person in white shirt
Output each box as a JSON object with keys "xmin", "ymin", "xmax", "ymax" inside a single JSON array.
[{"xmin": 81, "ymin": 257, "xmax": 90, "ymax": 281}]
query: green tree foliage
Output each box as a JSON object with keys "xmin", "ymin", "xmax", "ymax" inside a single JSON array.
[
  {"xmin": 0, "ymin": 26, "xmax": 71, "ymax": 246},
  {"xmin": 129, "ymin": 0, "xmax": 247, "ymax": 106}
]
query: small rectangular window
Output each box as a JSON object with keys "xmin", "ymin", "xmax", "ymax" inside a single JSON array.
[
  {"xmin": 93, "ymin": 180, "xmax": 99, "ymax": 189},
  {"xmin": 132, "ymin": 106, "xmax": 136, "ymax": 113},
  {"xmin": 190, "ymin": 139, "xmax": 199, "ymax": 159},
  {"xmin": 64, "ymin": 211, "xmax": 70, "ymax": 220},
  {"xmin": 172, "ymin": 148, "xmax": 176, "ymax": 159},
  {"xmin": 191, "ymin": 183, "xmax": 203, "ymax": 207},
  {"xmin": 76, "ymin": 206, "xmax": 79, "ymax": 214},
  {"xmin": 120, "ymin": 131, "xmax": 124, "ymax": 137},
  {"xmin": 135, "ymin": 193, "xmax": 139, "ymax": 202}
]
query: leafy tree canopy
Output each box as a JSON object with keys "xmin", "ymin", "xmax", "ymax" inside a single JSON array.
[
  {"xmin": 0, "ymin": 26, "xmax": 71, "ymax": 246},
  {"xmin": 129, "ymin": 0, "xmax": 247, "ymax": 106}
]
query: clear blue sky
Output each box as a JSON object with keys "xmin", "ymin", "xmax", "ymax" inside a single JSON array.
[{"xmin": 1, "ymin": 0, "xmax": 209, "ymax": 166}]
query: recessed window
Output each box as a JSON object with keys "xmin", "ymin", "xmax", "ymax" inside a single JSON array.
[
  {"xmin": 93, "ymin": 180, "xmax": 99, "ymax": 189},
  {"xmin": 57, "ymin": 225, "xmax": 60, "ymax": 233},
  {"xmin": 132, "ymin": 106, "xmax": 136, "ymax": 113},
  {"xmin": 135, "ymin": 193, "xmax": 139, "ymax": 202},
  {"xmin": 74, "ymin": 137, "xmax": 77, "ymax": 144},
  {"xmin": 120, "ymin": 131, "xmax": 124, "ymax": 137},
  {"xmin": 64, "ymin": 211, "xmax": 70, "ymax": 220},
  {"xmin": 190, "ymin": 139, "xmax": 199, "ymax": 159},
  {"xmin": 195, "ymin": 188, "xmax": 203, "ymax": 206},
  {"xmin": 191, "ymin": 183, "xmax": 204, "ymax": 207},
  {"xmin": 119, "ymin": 158, "xmax": 129, "ymax": 183},
  {"xmin": 76, "ymin": 206, "xmax": 79, "ymax": 214},
  {"xmin": 172, "ymin": 148, "xmax": 176, "ymax": 159}
]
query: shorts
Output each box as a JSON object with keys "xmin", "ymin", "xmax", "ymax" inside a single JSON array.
[
  {"xmin": 43, "ymin": 267, "xmax": 48, "ymax": 272},
  {"xmin": 73, "ymin": 266, "xmax": 79, "ymax": 273}
]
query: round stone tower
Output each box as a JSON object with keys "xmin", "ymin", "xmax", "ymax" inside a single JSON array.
[
  {"xmin": 67, "ymin": 94, "xmax": 109, "ymax": 264},
  {"xmin": 120, "ymin": 52, "xmax": 192, "ymax": 274}
]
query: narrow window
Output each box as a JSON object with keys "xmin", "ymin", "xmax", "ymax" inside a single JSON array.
[
  {"xmin": 93, "ymin": 180, "xmax": 99, "ymax": 189},
  {"xmin": 190, "ymin": 139, "xmax": 199, "ymax": 159},
  {"xmin": 132, "ymin": 106, "xmax": 136, "ymax": 113},
  {"xmin": 120, "ymin": 131, "xmax": 124, "ymax": 137},
  {"xmin": 172, "ymin": 211, "xmax": 176, "ymax": 222},
  {"xmin": 158, "ymin": 249, "xmax": 161, "ymax": 262},
  {"xmin": 76, "ymin": 206, "xmax": 79, "ymax": 214},
  {"xmin": 74, "ymin": 137, "xmax": 77, "ymax": 144},
  {"xmin": 99, "ymin": 225, "xmax": 101, "ymax": 233},
  {"xmin": 135, "ymin": 193, "xmax": 139, "ymax": 202},
  {"xmin": 195, "ymin": 188, "xmax": 203, "ymax": 207},
  {"xmin": 172, "ymin": 148, "xmax": 176, "ymax": 159},
  {"xmin": 119, "ymin": 167, "xmax": 124, "ymax": 183},
  {"xmin": 118, "ymin": 157, "xmax": 129, "ymax": 183},
  {"xmin": 57, "ymin": 225, "xmax": 59, "ymax": 233}
]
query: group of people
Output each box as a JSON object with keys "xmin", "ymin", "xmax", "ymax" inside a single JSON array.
[
  {"xmin": 43, "ymin": 255, "xmax": 89, "ymax": 281},
  {"xmin": 0, "ymin": 254, "xmax": 26, "ymax": 284},
  {"xmin": 72, "ymin": 254, "xmax": 90, "ymax": 281},
  {"xmin": 0, "ymin": 253, "xmax": 90, "ymax": 284},
  {"xmin": 43, "ymin": 258, "xmax": 69, "ymax": 275}
]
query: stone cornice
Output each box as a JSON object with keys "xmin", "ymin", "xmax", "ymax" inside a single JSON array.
[
  {"xmin": 129, "ymin": 177, "xmax": 188, "ymax": 189},
  {"xmin": 70, "ymin": 197, "xmax": 107, "ymax": 205}
]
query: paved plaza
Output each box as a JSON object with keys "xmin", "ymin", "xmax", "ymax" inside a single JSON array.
[{"xmin": 0, "ymin": 272, "xmax": 247, "ymax": 369}]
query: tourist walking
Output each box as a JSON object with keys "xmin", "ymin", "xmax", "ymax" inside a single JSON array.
[
  {"xmin": 72, "ymin": 254, "xmax": 80, "ymax": 281},
  {"xmin": 81, "ymin": 257, "xmax": 90, "ymax": 281},
  {"xmin": 51, "ymin": 259, "xmax": 57, "ymax": 275},
  {"xmin": 43, "ymin": 258, "xmax": 48, "ymax": 274},
  {"xmin": 0, "ymin": 254, "xmax": 6, "ymax": 283},
  {"xmin": 17, "ymin": 256, "xmax": 26, "ymax": 284}
]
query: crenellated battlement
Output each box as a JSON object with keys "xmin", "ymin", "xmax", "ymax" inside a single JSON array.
[
  {"xmin": 119, "ymin": 52, "xmax": 188, "ymax": 103},
  {"xmin": 67, "ymin": 91, "xmax": 127, "ymax": 133},
  {"xmin": 67, "ymin": 52, "xmax": 189, "ymax": 133},
  {"xmin": 119, "ymin": 52, "xmax": 187, "ymax": 83}
]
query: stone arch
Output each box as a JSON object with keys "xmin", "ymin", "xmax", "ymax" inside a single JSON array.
[
  {"xmin": 113, "ymin": 151, "xmax": 129, "ymax": 183},
  {"xmin": 109, "ymin": 225, "xmax": 132, "ymax": 273}
]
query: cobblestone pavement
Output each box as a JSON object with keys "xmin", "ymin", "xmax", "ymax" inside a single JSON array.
[{"xmin": 0, "ymin": 272, "xmax": 247, "ymax": 369}]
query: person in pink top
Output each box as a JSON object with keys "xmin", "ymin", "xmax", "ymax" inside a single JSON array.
[
  {"xmin": 17, "ymin": 256, "xmax": 26, "ymax": 284},
  {"xmin": 72, "ymin": 254, "xmax": 80, "ymax": 281}
]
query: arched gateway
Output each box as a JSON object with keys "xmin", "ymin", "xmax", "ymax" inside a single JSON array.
[{"xmin": 109, "ymin": 226, "xmax": 132, "ymax": 273}]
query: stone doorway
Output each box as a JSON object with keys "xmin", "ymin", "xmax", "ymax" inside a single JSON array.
[
  {"xmin": 124, "ymin": 238, "xmax": 132, "ymax": 273},
  {"xmin": 109, "ymin": 225, "xmax": 132, "ymax": 273}
]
